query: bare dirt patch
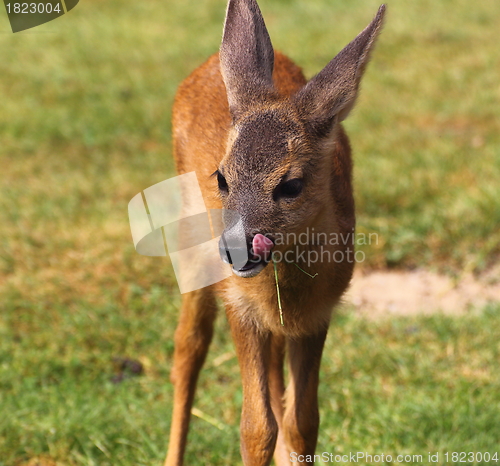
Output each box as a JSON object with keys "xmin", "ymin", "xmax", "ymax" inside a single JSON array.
[{"xmin": 344, "ymin": 266, "xmax": 500, "ymax": 318}]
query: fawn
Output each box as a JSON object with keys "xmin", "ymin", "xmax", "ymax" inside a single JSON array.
[{"xmin": 165, "ymin": 0, "xmax": 385, "ymax": 465}]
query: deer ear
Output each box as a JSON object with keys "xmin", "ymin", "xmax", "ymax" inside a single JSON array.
[
  {"xmin": 294, "ymin": 5, "xmax": 386, "ymax": 135},
  {"xmin": 219, "ymin": 0, "xmax": 276, "ymax": 120}
]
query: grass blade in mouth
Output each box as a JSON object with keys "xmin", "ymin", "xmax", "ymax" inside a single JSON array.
[
  {"xmin": 273, "ymin": 259, "xmax": 284, "ymax": 327},
  {"xmin": 273, "ymin": 261, "xmax": 319, "ymax": 326}
]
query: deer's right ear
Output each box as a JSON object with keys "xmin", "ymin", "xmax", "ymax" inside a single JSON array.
[
  {"xmin": 219, "ymin": 0, "xmax": 276, "ymax": 120},
  {"xmin": 294, "ymin": 5, "xmax": 386, "ymax": 137}
]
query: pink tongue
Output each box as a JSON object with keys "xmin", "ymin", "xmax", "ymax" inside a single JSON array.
[{"xmin": 252, "ymin": 234, "xmax": 274, "ymax": 259}]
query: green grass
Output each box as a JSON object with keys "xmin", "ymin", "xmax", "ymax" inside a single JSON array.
[
  {"xmin": 1, "ymin": 298, "xmax": 500, "ymax": 465},
  {"xmin": 1, "ymin": 0, "xmax": 500, "ymax": 464},
  {"xmin": 0, "ymin": 0, "xmax": 499, "ymax": 272}
]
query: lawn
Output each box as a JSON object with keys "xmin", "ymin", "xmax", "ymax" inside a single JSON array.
[{"xmin": 0, "ymin": 0, "xmax": 499, "ymax": 464}]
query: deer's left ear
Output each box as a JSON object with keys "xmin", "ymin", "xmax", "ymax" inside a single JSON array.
[
  {"xmin": 294, "ymin": 5, "xmax": 386, "ymax": 134},
  {"xmin": 219, "ymin": 0, "xmax": 276, "ymax": 120}
]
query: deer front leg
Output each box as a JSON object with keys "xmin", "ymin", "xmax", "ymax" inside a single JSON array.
[
  {"xmin": 268, "ymin": 333, "xmax": 290, "ymax": 466},
  {"xmin": 164, "ymin": 288, "xmax": 218, "ymax": 466},
  {"xmin": 283, "ymin": 329, "xmax": 328, "ymax": 465},
  {"xmin": 227, "ymin": 309, "xmax": 278, "ymax": 466}
]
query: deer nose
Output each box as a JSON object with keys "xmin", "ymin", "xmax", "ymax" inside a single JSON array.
[
  {"xmin": 219, "ymin": 233, "xmax": 274, "ymax": 269},
  {"xmin": 218, "ymin": 230, "xmax": 248, "ymax": 269}
]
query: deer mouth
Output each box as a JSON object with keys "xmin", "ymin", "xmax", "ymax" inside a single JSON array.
[
  {"xmin": 232, "ymin": 254, "xmax": 269, "ymax": 278},
  {"xmin": 220, "ymin": 233, "xmax": 274, "ymax": 278}
]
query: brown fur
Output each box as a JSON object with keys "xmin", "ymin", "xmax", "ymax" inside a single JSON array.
[
  {"xmin": 173, "ymin": 51, "xmax": 354, "ymax": 337},
  {"xmin": 165, "ymin": 1, "xmax": 385, "ymax": 465}
]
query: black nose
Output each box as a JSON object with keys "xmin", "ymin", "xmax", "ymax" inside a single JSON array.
[{"xmin": 218, "ymin": 233, "xmax": 248, "ymax": 270}]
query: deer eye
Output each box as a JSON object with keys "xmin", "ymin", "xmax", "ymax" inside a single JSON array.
[
  {"xmin": 217, "ymin": 171, "xmax": 229, "ymax": 192},
  {"xmin": 274, "ymin": 178, "xmax": 303, "ymax": 200}
]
